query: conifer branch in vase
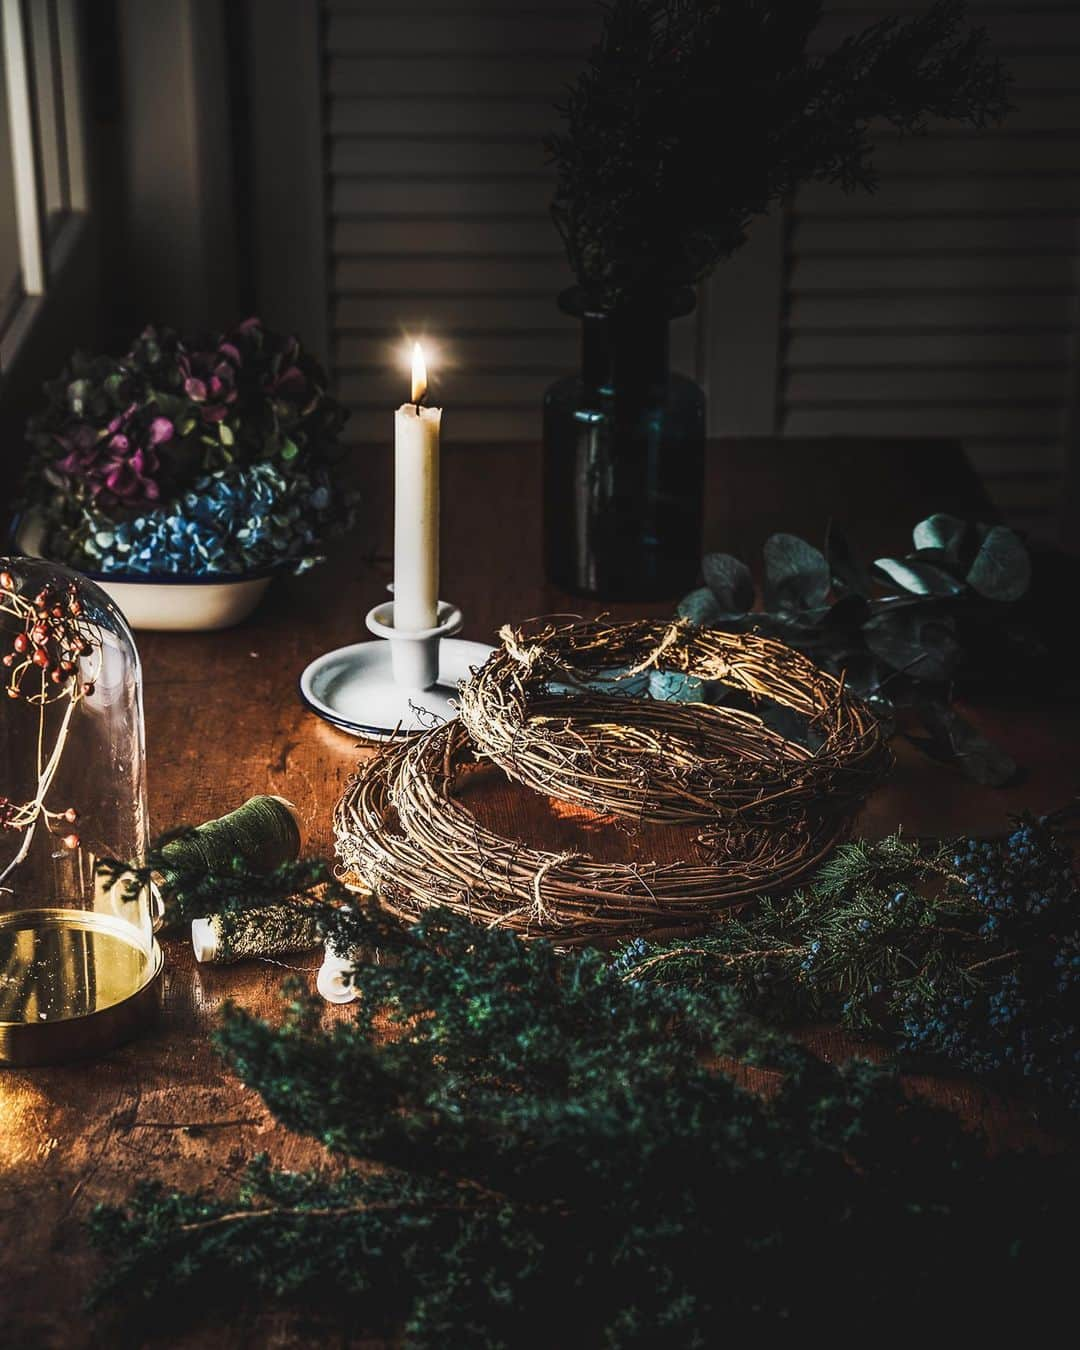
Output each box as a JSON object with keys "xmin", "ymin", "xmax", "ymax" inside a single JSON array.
[{"xmin": 547, "ymin": 0, "xmax": 1009, "ymax": 306}]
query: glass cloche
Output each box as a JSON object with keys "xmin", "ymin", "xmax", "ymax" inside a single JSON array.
[{"xmin": 0, "ymin": 557, "xmax": 159, "ymax": 1064}]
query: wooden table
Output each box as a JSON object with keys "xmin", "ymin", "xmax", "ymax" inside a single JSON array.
[{"xmin": 2, "ymin": 439, "xmax": 1077, "ymax": 1346}]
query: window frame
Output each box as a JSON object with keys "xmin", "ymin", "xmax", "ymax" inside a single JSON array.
[{"xmin": 0, "ymin": 0, "xmax": 90, "ymax": 376}]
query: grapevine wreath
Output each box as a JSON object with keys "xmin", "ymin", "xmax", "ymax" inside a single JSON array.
[
  {"xmin": 335, "ymin": 620, "xmax": 891, "ymax": 945},
  {"xmin": 457, "ymin": 618, "xmax": 890, "ymax": 826}
]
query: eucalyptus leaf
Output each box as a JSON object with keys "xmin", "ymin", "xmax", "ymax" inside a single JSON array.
[
  {"xmin": 911, "ymin": 702, "xmax": 1018, "ymax": 787},
  {"xmin": 874, "ymin": 557, "xmax": 965, "ymax": 597},
  {"xmin": 966, "ymin": 525, "xmax": 1031, "ymax": 603},
  {"xmin": 755, "ymin": 701, "xmax": 824, "ymax": 749},
  {"xmin": 835, "ymin": 651, "xmax": 889, "ymax": 704},
  {"xmin": 701, "ymin": 552, "xmax": 753, "ymax": 614},
  {"xmin": 912, "ymin": 513, "xmax": 969, "ymax": 561},
  {"xmin": 825, "ymin": 521, "xmax": 872, "ymax": 597},
  {"xmin": 821, "ymin": 593, "xmax": 870, "ymax": 630},
  {"xmin": 677, "ymin": 587, "xmax": 724, "ymax": 627},
  {"xmin": 862, "ymin": 609, "xmax": 959, "ymax": 682},
  {"xmin": 649, "ymin": 670, "xmax": 709, "ymax": 703},
  {"xmin": 763, "ymin": 533, "xmax": 830, "ymax": 613}
]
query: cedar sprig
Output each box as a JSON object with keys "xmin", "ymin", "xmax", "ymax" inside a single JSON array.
[
  {"xmin": 89, "ymin": 848, "xmax": 1077, "ymax": 1343},
  {"xmin": 548, "ymin": 0, "xmax": 1010, "ymax": 306}
]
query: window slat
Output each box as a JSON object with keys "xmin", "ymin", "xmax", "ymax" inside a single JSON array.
[
  {"xmin": 28, "ymin": 0, "xmax": 66, "ymax": 218},
  {"xmin": 1, "ymin": 0, "xmax": 46, "ymax": 294},
  {"xmin": 54, "ymin": 0, "xmax": 86, "ymax": 211}
]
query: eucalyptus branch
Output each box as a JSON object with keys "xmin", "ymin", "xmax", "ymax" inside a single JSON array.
[{"xmin": 680, "ymin": 513, "xmax": 1040, "ymax": 785}]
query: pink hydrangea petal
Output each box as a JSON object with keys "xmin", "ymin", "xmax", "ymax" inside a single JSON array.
[
  {"xmin": 105, "ymin": 463, "xmax": 133, "ymax": 493},
  {"xmin": 106, "ymin": 402, "xmax": 138, "ymax": 435},
  {"xmin": 148, "ymin": 416, "xmax": 173, "ymax": 446},
  {"xmin": 274, "ymin": 366, "xmax": 306, "ymax": 394}
]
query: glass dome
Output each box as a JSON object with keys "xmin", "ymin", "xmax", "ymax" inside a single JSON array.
[{"xmin": 0, "ymin": 557, "xmax": 158, "ymax": 1064}]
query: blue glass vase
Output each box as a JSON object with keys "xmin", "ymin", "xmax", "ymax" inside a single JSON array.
[{"xmin": 543, "ymin": 287, "xmax": 705, "ymax": 600}]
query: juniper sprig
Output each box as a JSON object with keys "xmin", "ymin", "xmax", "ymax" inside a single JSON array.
[
  {"xmin": 621, "ymin": 815, "xmax": 1080, "ymax": 1113},
  {"xmin": 90, "ymin": 849, "xmax": 1077, "ymax": 1344}
]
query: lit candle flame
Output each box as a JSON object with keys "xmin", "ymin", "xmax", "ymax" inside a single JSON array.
[{"xmin": 411, "ymin": 342, "xmax": 427, "ymax": 405}]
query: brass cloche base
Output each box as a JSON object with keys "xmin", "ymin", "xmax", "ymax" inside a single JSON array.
[{"xmin": 0, "ymin": 911, "xmax": 163, "ymax": 1067}]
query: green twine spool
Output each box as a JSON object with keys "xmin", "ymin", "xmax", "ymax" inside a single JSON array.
[
  {"xmin": 154, "ymin": 795, "xmax": 315, "ymax": 964},
  {"xmin": 156, "ymin": 795, "xmax": 302, "ymax": 893},
  {"xmin": 191, "ymin": 905, "xmax": 322, "ymax": 965}
]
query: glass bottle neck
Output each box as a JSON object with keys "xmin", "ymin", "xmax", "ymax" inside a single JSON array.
[{"xmin": 581, "ymin": 309, "xmax": 671, "ymax": 396}]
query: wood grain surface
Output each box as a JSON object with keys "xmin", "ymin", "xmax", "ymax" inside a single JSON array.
[{"xmin": 2, "ymin": 439, "xmax": 1076, "ymax": 1347}]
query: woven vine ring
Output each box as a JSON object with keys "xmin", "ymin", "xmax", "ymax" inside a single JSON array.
[
  {"xmin": 334, "ymin": 719, "xmax": 849, "ymax": 947},
  {"xmin": 456, "ymin": 617, "xmax": 891, "ymax": 827}
]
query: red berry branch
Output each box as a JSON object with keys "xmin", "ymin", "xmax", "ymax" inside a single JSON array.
[
  {"xmin": 1, "ymin": 568, "xmax": 97, "ymax": 703},
  {"xmin": 0, "ymin": 567, "xmax": 102, "ymax": 878}
]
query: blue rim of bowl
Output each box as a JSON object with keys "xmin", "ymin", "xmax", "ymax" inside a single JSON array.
[{"xmin": 7, "ymin": 511, "xmax": 283, "ymax": 586}]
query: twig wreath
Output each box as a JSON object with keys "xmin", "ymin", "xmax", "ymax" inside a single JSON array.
[
  {"xmin": 335, "ymin": 622, "xmax": 889, "ymax": 944},
  {"xmin": 458, "ymin": 618, "xmax": 891, "ymax": 827},
  {"xmin": 335, "ymin": 720, "xmax": 848, "ymax": 947}
]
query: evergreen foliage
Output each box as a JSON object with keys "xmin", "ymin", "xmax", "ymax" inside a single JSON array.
[
  {"xmin": 620, "ymin": 816, "xmax": 1080, "ymax": 1113},
  {"xmin": 91, "ymin": 842, "xmax": 1077, "ymax": 1343},
  {"xmin": 547, "ymin": 0, "xmax": 1009, "ymax": 306}
]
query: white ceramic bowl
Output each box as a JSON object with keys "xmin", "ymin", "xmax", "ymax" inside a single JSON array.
[{"xmin": 13, "ymin": 513, "xmax": 274, "ymax": 632}]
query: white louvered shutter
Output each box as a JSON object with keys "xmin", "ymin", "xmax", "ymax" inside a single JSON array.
[
  {"xmin": 780, "ymin": 1, "xmax": 1080, "ymax": 539},
  {"xmin": 314, "ymin": 1, "xmax": 1078, "ymax": 541},
  {"xmin": 323, "ymin": 1, "xmax": 703, "ymax": 445}
]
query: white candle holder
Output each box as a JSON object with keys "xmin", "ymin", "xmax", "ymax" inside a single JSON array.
[
  {"xmin": 366, "ymin": 598, "xmax": 462, "ymax": 690},
  {"xmin": 299, "ymin": 591, "xmax": 494, "ymax": 740}
]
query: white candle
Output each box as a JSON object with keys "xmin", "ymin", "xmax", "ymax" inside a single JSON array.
[{"xmin": 393, "ymin": 343, "xmax": 441, "ymax": 632}]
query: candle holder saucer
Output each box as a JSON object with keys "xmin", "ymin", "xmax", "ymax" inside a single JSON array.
[{"xmin": 299, "ymin": 599, "xmax": 493, "ymax": 741}]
